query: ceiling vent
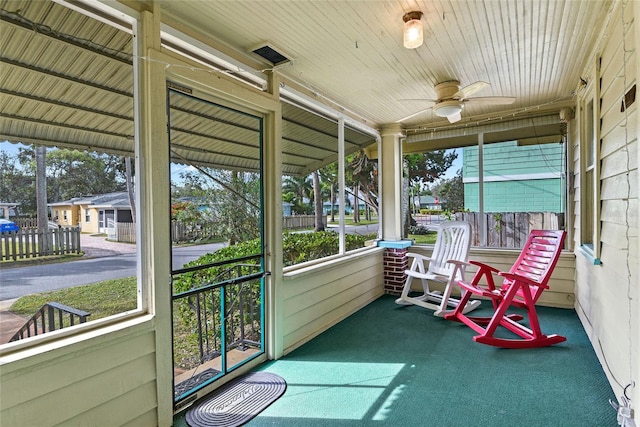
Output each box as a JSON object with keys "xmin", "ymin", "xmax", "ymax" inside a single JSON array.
[{"xmin": 249, "ymin": 42, "xmax": 292, "ymax": 67}]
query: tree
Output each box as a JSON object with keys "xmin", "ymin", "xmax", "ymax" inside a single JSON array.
[
  {"xmin": 125, "ymin": 157, "xmax": 136, "ymax": 223},
  {"xmin": 432, "ymin": 169, "xmax": 465, "ymax": 212},
  {"xmin": 312, "ymin": 170, "xmax": 324, "ymax": 231},
  {"xmin": 347, "ymin": 150, "xmax": 379, "ymax": 220},
  {"xmin": 282, "ymin": 175, "xmax": 312, "ymax": 214},
  {"xmin": 319, "ymin": 163, "xmax": 338, "ymax": 222},
  {"xmin": 44, "ymin": 149, "xmax": 125, "ymax": 201},
  {"xmin": 35, "ymin": 146, "xmax": 51, "ymax": 254},
  {"xmin": 0, "ymin": 150, "xmax": 33, "ymax": 214},
  {"xmin": 403, "ymin": 150, "xmax": 457, "ymax": 235},
  {"xmin": 177, "ymin": 167, "xmax": 261, "ymax": 245}
]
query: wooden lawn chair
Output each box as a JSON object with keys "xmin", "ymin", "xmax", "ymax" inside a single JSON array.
[
  {"xmin": 395, "ymin": 220, "xmax": 480, "ymax": 317},
  {"xmin": 444, "ymin": 229, "xmax": 567, "ymax": 348}
]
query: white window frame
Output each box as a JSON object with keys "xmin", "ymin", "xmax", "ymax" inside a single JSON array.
[{"xmin": 579, "ymin": 58, "xmax": 602, "ymax": 264}]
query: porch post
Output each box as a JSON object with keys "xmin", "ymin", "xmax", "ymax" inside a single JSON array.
[
  {"xmin": 263, "ymin": 71, "xmax": 285, "ymax": 360},
  {"xmin": 135, "ymin": 6, "xmax": 173, "ymax": 426},
  {"xmin": 378, "ymin": 124, "xmax": 411, "ymax": 294},
  {"xmin": 379, "ymin": 124, "xmax": 404, "ymax": 240}
]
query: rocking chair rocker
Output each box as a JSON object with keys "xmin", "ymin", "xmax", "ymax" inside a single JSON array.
[
  {"xmin": 444, "ymin": 229, "xmax": 567, "ymax": 348},
  {"xmin": 395, "ymin": 221, "xmax": 480, "ymax": 317}
]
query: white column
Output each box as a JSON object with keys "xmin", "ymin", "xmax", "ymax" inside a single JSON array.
[
  {"xmin": 379, "ymin": 125, "xmax": 404, "ymax": 241},
  {"xmin": 135, "ymin": 7, "xmax": 172, "ymax": 426},
  {"xmin": 263, "ymin": 71, "xmax": 285, "ymax": 360}
]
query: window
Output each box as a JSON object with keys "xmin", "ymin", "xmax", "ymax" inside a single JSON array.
[
  {"xmin": 406, "ymin": 137, "xmax": 567, "ymax": 250},
  {"xmin": 280, "ymin": 106, "xmax": 378, "ymax": 267},
  {"xmin": 85, "ymin": 210, "xmax": 90, "ymax": 222},
  {"xmin": 0, "ymin": 2, "xmax": 138, "ymax": 348},
  {"xmin": 580, "ymin": 94, "xmax": 601, "ymax": 263}
]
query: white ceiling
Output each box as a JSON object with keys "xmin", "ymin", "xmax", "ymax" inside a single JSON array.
[{"xmin": 161, "ymin": 0, "xmax": 612, "ymax": 129}]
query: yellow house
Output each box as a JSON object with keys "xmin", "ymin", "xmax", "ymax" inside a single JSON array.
[
  {"xmin": 48, "ymin": 199, "xmax": 80, "ymax": 228},
  {"xmin": 0, "ymin": 1, "xmax": 637, "ymax": 426},
  {"xmin": 48, "ymin": 192, "xmax": 133, "ymax": 234}
]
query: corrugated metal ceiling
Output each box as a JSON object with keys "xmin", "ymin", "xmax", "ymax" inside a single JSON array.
[{"xmin": 0, "ymin": 0, "xmax": 376, "ymax": 176}]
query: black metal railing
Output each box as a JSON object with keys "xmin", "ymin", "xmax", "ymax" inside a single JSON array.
[
  {"xmin": 10, "ymin": 302, "xmax": 91, "ymax": 342},
  {"xmin": 172, "ymin": 263, "xmax": 264, "ymax": 370}
]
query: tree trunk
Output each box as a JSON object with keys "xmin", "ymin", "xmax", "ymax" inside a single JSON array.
[
  {"xmin": 125, "ymin": 156, "xmax": 136, "ymax": 223},
  {"xmin": 353, "ymin": 185, "xmax": 360, "ymax": 223},
  {"xmin": 312, "ymin": 171, "xmax": 324, "ymax": 231},
  {"xmin": 35, "ymin": 146, "xmax": 51, "ymax": 254},
  {"xmin": 330, "ymin": 184, "xmax": 335, "ymax": 222}
]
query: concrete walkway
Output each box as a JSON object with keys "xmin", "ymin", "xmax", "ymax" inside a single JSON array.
[{"xmin": 0, "ymin": 234, "xmax": 136, "ymax": 344}]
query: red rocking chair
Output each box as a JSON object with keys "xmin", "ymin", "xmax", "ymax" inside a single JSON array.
[{"xmin": 444, "ymin": 229, "xmax": 567, "ymax": 348}]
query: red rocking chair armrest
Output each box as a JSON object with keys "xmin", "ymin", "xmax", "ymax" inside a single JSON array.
[
  {"xmin": 498, "ymin": 272, "xmax": 548, "ymax": 290},
  {"xmin": 468, "ymin": 260, "xmax": 501, "ymax": 274}
]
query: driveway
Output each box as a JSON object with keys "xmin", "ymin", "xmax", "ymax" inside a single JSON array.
[{"xmin": 80, "ymin": 233, "xmax": 137, "ymax": 258}]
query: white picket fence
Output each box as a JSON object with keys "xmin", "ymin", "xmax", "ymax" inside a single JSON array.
[{"xmin": 1, "ymin": 227, "xmax": 81, "ymax": 261}]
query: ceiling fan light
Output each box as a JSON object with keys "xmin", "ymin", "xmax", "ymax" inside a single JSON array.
[
  {"xmin": 433, "ymin": 101, "xmax": 463, "ymax": 118},
  {"xmin": 403, "ymin": 11, "xmax": 423, "ymax": 49}
]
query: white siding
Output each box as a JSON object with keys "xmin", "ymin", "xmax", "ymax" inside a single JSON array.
[
  {"xmin": 573, "ymin": 0, "xmax": 639, "ymax": 402},
  {"xmin": 282, "ymin": 248, "xmax": 385, "ymax": 354},
  {"xmin": 0, "ymin": 318, "xmax": 158, "ymax": 426}
]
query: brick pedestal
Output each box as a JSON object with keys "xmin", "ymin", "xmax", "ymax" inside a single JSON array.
[{"xmin": 377, "ymin": 240, "xmax": 412, "ymax": 295}]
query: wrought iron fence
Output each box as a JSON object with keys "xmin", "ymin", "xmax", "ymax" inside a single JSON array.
[
  {"xmin": 172, "ymin": 261, "xmax": 264, "ymax": 371},
  {"xmin": 10, "ymin": 302, "xmax": 91, "ymax": 342}
]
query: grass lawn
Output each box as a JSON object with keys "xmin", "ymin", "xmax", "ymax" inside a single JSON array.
[
  {"xmin": 10, "ymin": 277, "xmax": 200, "ymax": 368},
  {"xmin": 408, "ymin": 232, "xmax": 438, "ymax": 244},
  {"xmin": 10, "ymin": 277, "xmax": 137, "ymax": 319}
]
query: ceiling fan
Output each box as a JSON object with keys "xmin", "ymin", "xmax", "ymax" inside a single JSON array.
[{"xmin": 396, "ymin": 80, "xmax": 516, "ymax": 123}]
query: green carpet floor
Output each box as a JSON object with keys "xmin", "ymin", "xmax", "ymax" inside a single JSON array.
[{"xmin": 176, "ymin": 294, "xmax": 617, "ymax": 426}]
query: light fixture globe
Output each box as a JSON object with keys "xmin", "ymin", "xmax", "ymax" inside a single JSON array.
[
  {"xmin": 433, "ymin": 100, "xmax": 463, "ymax": 118},
  {"xmin": 403, "ymin": 11, "xmax": 423, "ymax": 49}
]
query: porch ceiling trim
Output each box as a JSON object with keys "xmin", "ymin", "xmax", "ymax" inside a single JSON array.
[{"xmin": 402, "ymin": 114, "xmax": 565, "ymax": 154}]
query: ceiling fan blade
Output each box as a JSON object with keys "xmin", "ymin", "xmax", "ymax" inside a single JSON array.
[
  {"xmin": 397, "ymin": 98, "xmax": 437, "ymax": 102},
  {"xmin": 395, "ymin": 107, "xmax": 433, "ymax": 123},
  {"xmin": 465, "ymin": 96, "xmax": 516, "ymax": 105},
  {"xmin": 447, "ymin": 112, "xmax": 462, "ymax": 123},
  {"xmin": 454, "ymin": 81, "xmax": 490, "ymax": 99}
]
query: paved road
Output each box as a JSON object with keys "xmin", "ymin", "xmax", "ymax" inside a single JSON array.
[
  {"xmin": 0, "ymin": 223, "xmax": 385, "ymax": 301},
  {"xmin": 0, "ymin": 243, "xmax": 225, "ymax": 300}
]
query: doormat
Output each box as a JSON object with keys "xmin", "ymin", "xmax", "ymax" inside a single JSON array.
[
  {"xmin": 186, "ymin": 371, "xmax": 287, "ymax": 427},
  {"xmin": 175, "ymin": 368, "xmax": 221, "ymax": 399}
]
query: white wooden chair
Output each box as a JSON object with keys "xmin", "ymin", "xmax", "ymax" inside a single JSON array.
[{"xmin": 395, "ymin": 220, "xmax": 480, "ymax": 317}]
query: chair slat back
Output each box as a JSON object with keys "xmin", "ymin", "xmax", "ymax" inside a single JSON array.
[
  {"xmin": 509, "ymin": 230, "xmax": 566, "ymax": 288},
  {"xmin": 429, "ymin": 221, "xmax": 471, "ymax": 279}
]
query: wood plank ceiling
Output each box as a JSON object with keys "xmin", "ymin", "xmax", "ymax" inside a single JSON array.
[{"xmin": 0, "ymin": 0, "xmax": 614, "ymax": 174}]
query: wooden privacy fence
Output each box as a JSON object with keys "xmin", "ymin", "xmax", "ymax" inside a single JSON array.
[
  {"xmin": 457, "ymin": 212, "xmax": 565, "ymax": 249},
  {"xmin": 115, "ymin": 216, "xmax": 325, "ymax": 244},
  {"xmin": 113, "ymin": 221, "xmax": 217, "ymax": 243},
  {"xmin": 283, "ymin": 215, "xmax": 326, "ymax": 230},
  {"xmin": 1, "ymin": 227, "xmax": 81, "ymax": 261}
]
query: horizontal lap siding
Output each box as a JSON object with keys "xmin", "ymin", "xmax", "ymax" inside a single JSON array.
[
  {"xmin": 573, "ymin": 0, "xmax": 639, "ymax": 400},
  {"xmin": 0, "ymin": 321, "xmax": 157, "ymax": 426},
  {"xmin": 406, "ymin": 246, "xmax": 575, "ymax": 308},
  {"xmin": 282, "ymin": 249, "xmax": 384, "ymax": 354}
]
